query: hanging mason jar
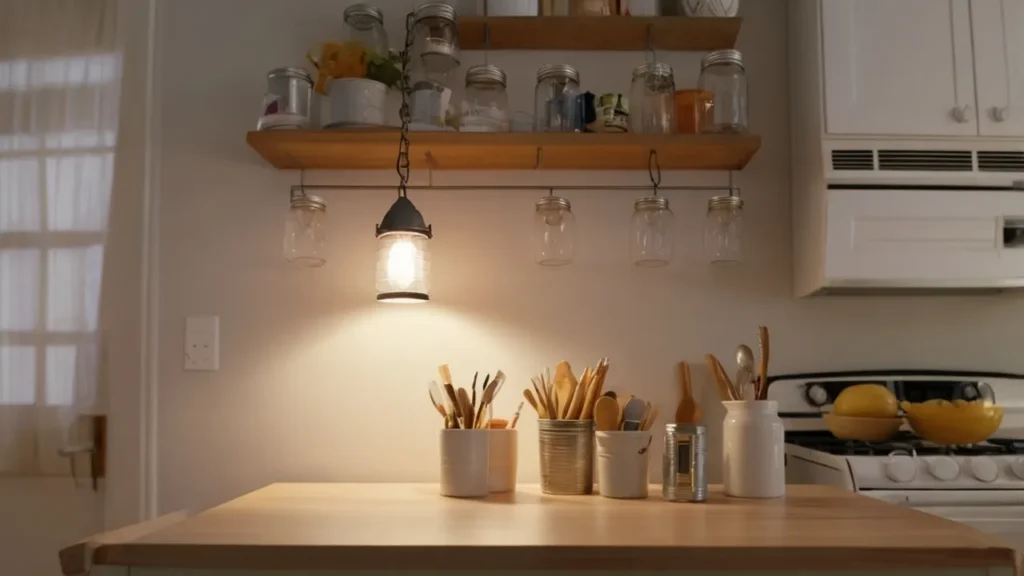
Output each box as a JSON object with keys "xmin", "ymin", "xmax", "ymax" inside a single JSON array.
[
  {"xmin": 698, "ymin": 49, "xmax": 748, "ymax": 133},
  {"xmin": 630, "ymin": 196, "xmax": 674, "ymax": 267},
  {"xmin": 343, "ymin": 4, "xmax": 389, "ymax": 55},
  {"xmin": 704, "ymin": 195, "xmax": 743, "ymax": 265},
  {"xmin": 629, "ymin": 62, "xmax": 676, "ymax": 134},
  {"xmin": 283, "ymin": 192, "xmax": 327, "ymax": 267},
  {"xmin": 533, "ymin": 196, "xmax": 575, "ymax": 266}
]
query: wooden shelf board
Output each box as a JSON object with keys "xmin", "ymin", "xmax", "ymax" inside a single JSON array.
[
  {"xmin": 458, "ymin": 16, "xmax": 741, "ymax": 51},
  {"xmin": 247, "ymin": 131, "xmax": 761, "ymax": 171}
]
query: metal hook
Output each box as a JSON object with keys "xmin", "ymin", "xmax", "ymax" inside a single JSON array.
[
  {"xmin": 535, "ymin": 147, "xmax": 544, "ymax": 170},
  {"xmin": 648, "ymin": 150, "xmax": 661, "ymax": 195},
  {"xmin": 728, "ymin": 170, "xmax": 738, "ymax": 198},
  {"xmin": 425, "ymin": 152, "xmax": 436, "ymax": 187},
  {"xmin": 484, "ymin": 23, "xmax": 491, "ymax": 65},
  {"xmin": 646, "ymin": 24, "xmax": 656, "ymax": 63}
]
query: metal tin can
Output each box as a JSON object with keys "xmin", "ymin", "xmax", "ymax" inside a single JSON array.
[
  {"xmin": 663, "ymin": 423, "xmax": 707, "ymax": 502},
  {"xmin": 538, "ymin": 419, "xmax": 594, "ymax": 495},
  {"xmin": 257, "ymin": 67, "xmax": 313, "ymax": 130}
]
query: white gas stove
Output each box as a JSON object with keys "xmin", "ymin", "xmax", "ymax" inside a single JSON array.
[{"xmin": 772, "ymin": 371, "xmax": 1024, "ymax": 550}]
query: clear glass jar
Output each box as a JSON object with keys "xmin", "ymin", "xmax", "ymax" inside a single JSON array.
[
  {"xmin": 411, "ymin": 79, "xmax": 456, "ymax": 130},
  {"xmin": 704, "ymin": 195, "xmax": 743, "ymax": 265},
  {"xmin": 534, "ymin": 64, "xmax": 582, "ymax": 133},
  {"xmin": 343, "ymin": 4, "xmax": 389, "ymax": 56},
  {"xmin": 376, "ymin": 231, "xmax": 431, "ymax": 302},
  {"xmin": 460, "ymin": 64, "xmax": 509, "ymax": 132},
  {"xmin": 630, "ymin": 196, "xmax": 674, "ymax": 267},
  {"xmin": 533, "ymin": 196, "xmax": 575, "ymax": 266},
  {"xmin": 698, "ymin": 49, "xmax": 747, "ymax": 133},
  {"xmin": 411, "ymin": 3, "xmax": 461, "ymax": 75},
  {"xmin": 283, "ymin": 193, "xmax": 327, "ymax": 267},
  {"xmin": 629, "ymin": 62, "xmax": 676, "ymax": 134}
]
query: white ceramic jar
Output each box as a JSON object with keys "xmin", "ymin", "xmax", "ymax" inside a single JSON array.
[
  {"xmin": 681, "ymin": 0, "xmax": 739, "ymax": 17},
  {"xmin": 440, "ymin": 429, "xmax": 489, "ymax": 498},
  {"xmin": 722, "ymin": 400, "xmax": 784, "ymax": 498}
]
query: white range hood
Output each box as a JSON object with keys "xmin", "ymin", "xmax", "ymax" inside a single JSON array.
[{"xmin": 789, "ymin": 0, "xmax": 1024, "ymax": 296}]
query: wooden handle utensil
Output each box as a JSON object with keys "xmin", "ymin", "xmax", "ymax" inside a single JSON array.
[{"xmin": 757, "ymin": 326, "xmax": 770, "ymax": 400}]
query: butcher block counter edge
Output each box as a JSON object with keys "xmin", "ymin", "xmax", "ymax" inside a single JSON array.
[{"xmin": 61, "ymin": 483, "xmax": 1020, "ymax": 574}]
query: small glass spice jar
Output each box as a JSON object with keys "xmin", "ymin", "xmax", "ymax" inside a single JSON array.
[
  {"xmin": 698, "ymin": 49, "xmax": 747, "ymax": 133},
  {"xmin": 411, "ymin": 2, "xmax": 461, "ymax": 75},
  {"xmin": 460, "ymin": 64, "xmax": 509, "ymax": 132},
  {"xmin": 704, "ymin": 195, "xmax": 743, "ymax": 265},
  {"xmin": 343, "ymin": 4, "xmax": 388, "ymax": 55},
  {"xmin": 283, "ymin": 192, "xmax": 327, "ymax": 267},
  {"xmin": 533, "ymin": 196, "xmax": 575, "ymax": 266},
  {"xmin": 257, "ymin": 67, "xmax": 314, "ymax": 131},
  {"xmin": 629, "ymin": 62, "xmax": 676, "ymax": 134},
  {"xmin": 535, "ymin": 64, "xmax": 582, "ymax": 133},
  {"xmin": 631, "ymin": 196, "xmax": 674, "ymax": 267}
]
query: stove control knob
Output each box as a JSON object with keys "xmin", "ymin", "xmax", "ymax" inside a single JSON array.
[
  {"xmin": 886, "ymin": 455, "xmax": 917, "ymax": 483},
  {"xmin": 1011, "ymin": 459, "xmax": 1024, "ymax": 480},
  {"xmin": 805, "ymin": 384, "xmax": 828, "ymax": 407},
  {"xmin": 928, "ymin": 457, "xmax": 960, "ymax": 481},
  {"xmin": 970, "ymin": 458, "xmax": 998, "ymax": 483}
]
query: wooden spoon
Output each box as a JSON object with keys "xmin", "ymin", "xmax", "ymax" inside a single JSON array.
[
  {"xmin": 594, "ymin": 396, "xmax": 621, "ymax": 431},
  {"xmin": 757, "ymin": 326, "xmax": 770, "ymax": 400},
  {"xmin": 642, "ymin": 405, "xmax": 660, "ymax": 431},
  {"xmin": 675, "ymin": 362, "xmax": 703, "ymax": 424},
  {"xmin": 428, "ymin": 381, "xmax": 448, "ymax": 418},
  {"xmin": 524, "ymin": 388, "xmax": 547, "ymax": 419},
  {"xmin": 553, "ymin": 361, "xmax": 576, "ymax": 419},
  {"xmin": 457, "ymin": 388, "xmax": 474, "ymax": 429}
]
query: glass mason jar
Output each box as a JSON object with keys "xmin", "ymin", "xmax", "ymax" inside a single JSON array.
[
  {"xmin": 629, "ymin": 62, "xmax": 676, "ymax": 134},
  {"xmin": 533, "ymin": 196, "xmax": 575, "ymax": 266},
  {"xmin": 459, "ymin": 64, "xmax": 509, "ymax": 132},
  {"xmin": 376, "ymin": 231, "xmax": 431, "ymax": 302},
  {"xmin": 283, "ymin": 193, "xmax": 327, "ymax": 267},
  {"xmin": 698, "ymin": 49, "xmax": 748, "ymax": 133},
  {"xmin": 630, "ymin": 196, "xmax": 674, "ymax": 267},
  {"xmin": 534, "ymin": 64, "xmax": 582, "ymax": 133},
  {"xmin": 411, "ymin": 3, "xmax": 461, "ymax": 75},
  {"xmin": 704, "ymin": 195, "xmax": 743, "ymax": 265},
  {"xmin": 343, "ymin": 4, "xmax": 389, "ymax": 56}
]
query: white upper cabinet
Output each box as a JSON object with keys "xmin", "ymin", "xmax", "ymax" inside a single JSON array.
[
  {"xmin": 971, "ymin": 0, "xmax": 1024, "ymax": 137},
  {"xmin": 821, "ymin": 0, "xmax": 978, "ymax": 137}
]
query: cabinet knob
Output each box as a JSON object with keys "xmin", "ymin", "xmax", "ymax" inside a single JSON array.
[
  {"xmin": 951, "ymin": 105, "xmax": 973, "ymax": 123},
  {"xmin": 992, "ymin": 106, "xmax": 1010, "ymax": 123}
]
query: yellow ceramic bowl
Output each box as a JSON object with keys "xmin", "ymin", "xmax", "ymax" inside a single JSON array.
[
  {"xmin": 902, "ymin": 402, "xmax": 1003, "ymax": 445},
  {"xmin": 823, "ymin": 413, "xmax": 903, "ymax": 442}
]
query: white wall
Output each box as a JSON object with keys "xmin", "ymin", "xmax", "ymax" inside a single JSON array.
[{"xmin": 155, "ymin": 0, "xmax": 1024, "ymax": 514}]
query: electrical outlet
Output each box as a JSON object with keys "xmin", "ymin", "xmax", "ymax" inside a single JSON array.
[{"xmin": 184, "ymin": 316, "xmax": 219, "ymax": 371}]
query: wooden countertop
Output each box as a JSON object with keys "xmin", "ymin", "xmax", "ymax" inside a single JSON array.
[{"xmin": 63, "ymin": 483, "xmax": 1019, "ymax": 573}]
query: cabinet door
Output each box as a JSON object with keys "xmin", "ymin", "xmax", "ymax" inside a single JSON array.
[
  {"xmin": 821, "ymin": 0, "xmax": 977, "ymax": 136},
  {"xmin": 972, "ymin": 0, "xmax": 1024, "ymax": 136}
]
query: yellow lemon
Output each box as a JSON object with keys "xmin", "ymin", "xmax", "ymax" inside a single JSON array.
[{"xmin": 834, "ymin": 384, "xmax": 899, "ymax": 418}]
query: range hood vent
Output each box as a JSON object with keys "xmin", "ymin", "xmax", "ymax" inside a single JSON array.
[
  {"xmin": 877, "ymin": 149, "xmax": 973, "ymax": 172},
  {"xmin": 978, "ymin": 150, "xmax": 1024, "ymax": 172}
]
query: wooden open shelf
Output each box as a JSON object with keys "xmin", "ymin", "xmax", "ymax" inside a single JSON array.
[
  {"xmin": 247, "ymin": 131, "xmax": 761, "ymax": 171},
  {"xmin": 458, "ymin": 16, "xmax": 741, "ymax": 51}
]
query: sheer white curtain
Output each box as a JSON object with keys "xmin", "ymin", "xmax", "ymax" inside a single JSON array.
[{"xmin": 0, "ymin": 0, "xmax": 120, "ymax": 475}]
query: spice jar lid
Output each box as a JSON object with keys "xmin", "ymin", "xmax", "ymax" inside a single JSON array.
[
  {"xmin": 634, "ymin": 196, "xmax": 670, "ymax": 210},
  {"xmin": 536, "ymin": 195, "xmax": 571, "ymax": 211},
  {"xmin": 701, "ymin": 49, "xmax": 744, "ymax": 71},
  {"xmin": 291, "ymin": 194, "xmax": 327, "ymax": 211},
  {"xmin": 268, "ymin": 67, "xmax": 313, "ymax": 84},
  {"xmin": 708, "ymin": 195, "xmax": 743, "ymax": 210},
  {"xmin": 414, "ymin": 2, "xmax": 457, "ymax": 22},
  {"xmin": 632, "ymin": 62, "xmax": 674, "ymax": 81},
  {"xmin": 536, "ymin": 64, "xmax": 580, "ymax": 84},
  {"xmin": 344, "ymin": 3, "xmax": 384, "ymax": 27},
  {"xmin": 466, "ymin": 64, "xmax": 507, "ymax": 87}
]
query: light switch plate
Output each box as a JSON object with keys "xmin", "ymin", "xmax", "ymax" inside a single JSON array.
[{"xmin": 184, "ymin": 316, "xmax": 219, "ymax": 371}]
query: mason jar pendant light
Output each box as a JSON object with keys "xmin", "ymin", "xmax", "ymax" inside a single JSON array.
[
  {"xmin": 631, "ymin": 151, "xmax": 674, "ymax": 267},
  {"xmin": 376, "ymin": 12, "xmax": 432, "ymax": 303},
  {"xmin": 283, "ymin": 186, "xmax": 327, "ymax": 267},
  {"xmin": 704, "ymin": 172, "xmax": 744, "ymax": 265},
  {"xmin": 533, "ymin": 192, "xmax": 576, "ymax": 266}
]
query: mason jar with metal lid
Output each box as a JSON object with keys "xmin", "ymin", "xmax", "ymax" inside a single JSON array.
[
  {"xmin": 698, "ymin": 49, "xmax": 747, "ymax": 133},
  {"xmin": 344, "ymin": 4, "xmax": 388, "ymax": 55},
  {"xmin": 534, "ymin": 64, "xmax": 582, "ymax": 133},
  {"xmin": 410, "ymin": 79, "xmax": 455, "ymax": 130},
  {"xmin": 630, "ymin": 195, "xmax": 674, "ymax": 267},
  {"xmin": 629, "ymin": 62, "xmax": 676, "ymax": 134},
  {"xmin": 412, "ymin": 2, "xmax": 461, "ymax": 74},
  {"xmin": 257, "ymin": 67, "xmax": 314, "ymax": 130},
  {"xmin": 704, "ymin": 195, "xmax": 743, "ymax": 265},
  {"xmin": 283, "ymin": 192, "xmax": 327, "ymax": 267},
  {"xmin": 460, "ymin": 64, "xmax": 509, "ymax": 132},
  {"xmin": 533, "ymin": 195, "xmax": 575, "ymax": 266}
]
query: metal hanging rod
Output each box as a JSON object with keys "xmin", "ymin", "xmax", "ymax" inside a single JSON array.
[{"xmin": 290, "ymin": 184, "xmax": 741, "ymax": 193}]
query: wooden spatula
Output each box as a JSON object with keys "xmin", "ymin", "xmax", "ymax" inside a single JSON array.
[
  {"xmin": 594, "ymin": 396, "xmax": 621, "ymax": 431},
  {"xmin": 675, "ymin": 362, "xmax": 703, "ymax": 424},
  {"xmin": 524, "ymin": 388, "xmax": 546, "ymax": 418},
  {"xmin": 553, "ymin": 361, "xmax": 576, "ymax": 419}
]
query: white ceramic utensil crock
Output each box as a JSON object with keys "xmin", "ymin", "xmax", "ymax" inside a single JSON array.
[
  {"xmin": 722, "ymin": 400, "xmax": 785, "ymax": 498},
  {"xmin": 596, "ymin": 430, "xmax": 652, "ymax": 499},
  {"xmin": 487, "ymin": 428, "xmax": 518, "ymax": 493},
  {"xmin": 440, "ymin": 429, "xmax": 489, "ymax": 498}
]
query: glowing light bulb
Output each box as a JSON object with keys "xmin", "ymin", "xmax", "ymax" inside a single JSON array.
[{"xmin": 386, "ymin": 238, "xmax": 418, "ymax": 290}]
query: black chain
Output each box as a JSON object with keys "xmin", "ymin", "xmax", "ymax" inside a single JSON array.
[
  {"xmin": 395, "ymin": 12, "xmax": 414, "ymax": 198},
  {"xmin": 648, "ymin": 150, "xmax": 661, "ymax": 195}
]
